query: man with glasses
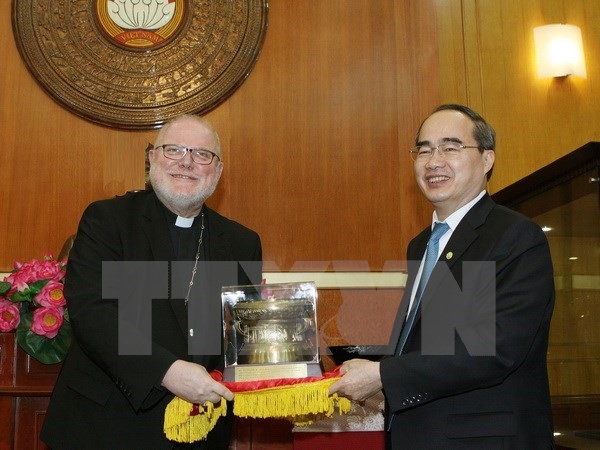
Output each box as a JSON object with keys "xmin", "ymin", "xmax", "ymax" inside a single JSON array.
[
  {"xmin": 42, "ymin": 115, "xmax": 262, "ymax": 449},
  {"xmin": 330, "ymin": 104, "xmax": 555, "ymax": 448}
]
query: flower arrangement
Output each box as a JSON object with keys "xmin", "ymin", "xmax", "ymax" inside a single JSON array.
[{"xmin": 0, "ymin": 254, "xmax": 71, "ymax": 364}]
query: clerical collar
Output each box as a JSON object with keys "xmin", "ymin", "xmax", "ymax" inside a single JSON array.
[
  {"xmin": 175, "ymin": 216, "xmax": 195, "ymax": 228},
  {"xmin": 157, "ymin": 199, "xmax": 200, "ymax": 228}
]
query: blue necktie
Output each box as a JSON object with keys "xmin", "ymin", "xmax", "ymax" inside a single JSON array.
[{"xmin": 396, "ymin": 221, "xmax": 450, "ymax": 355}]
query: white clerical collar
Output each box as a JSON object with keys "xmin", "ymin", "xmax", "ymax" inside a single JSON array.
[{"xmin": 175, "ymin": 216, "xmax": 195, "ymax": 228}]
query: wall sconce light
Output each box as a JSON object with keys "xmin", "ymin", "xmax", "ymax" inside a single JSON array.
[{"xmin": 533, "ymin": 24, "xmax": 587, "ymax": 78}]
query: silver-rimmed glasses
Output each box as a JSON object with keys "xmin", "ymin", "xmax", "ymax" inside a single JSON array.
[
  {"xmin": 154, "ymin": 144, "xmax": 220, "ymax": 165},
  {"xmin": 409, "ymin": 143, "xmax": 480, "ymax": 161}
]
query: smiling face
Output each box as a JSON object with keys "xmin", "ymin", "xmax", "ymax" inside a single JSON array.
[
  {"xmin": 414, "ymin": 109, "xmax": 495, "ymax": 220},
  {"xmin": 148, "ymin": 116, "xmax": 223, "ymax": 217}
]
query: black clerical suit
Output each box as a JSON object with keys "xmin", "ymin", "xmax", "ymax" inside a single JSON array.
[
  {"xmin": 41, "ymin": 190, "xmax": 262, "ymax": 449},
  {"xmin": 381, "ymin": 194, "xmax": 555, "ymax": 448}
]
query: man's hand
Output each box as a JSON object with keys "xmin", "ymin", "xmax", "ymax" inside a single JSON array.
[
  {"xmin": 328, "ymin": 359, "xmax": 382, "ymax": 402},
  {"xmin": 161, "ymin": 360, "xmax": 233, "ymax": 404}
]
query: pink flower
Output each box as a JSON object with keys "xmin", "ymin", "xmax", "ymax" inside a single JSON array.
[
  {"xmin": 34, "ymin": 258, "xmax": 66, "ymax": 282},
  {"xmin": 5, "ymin": 266, "xmax": 34, "ymax": 292},
  {"xmin": 4, "ymin": 258, "xmax": 66, "ymax": 294},
  {"xmin": 0, "ymin": 299, "xmax": 20, "ymax": 332},
  {"xmin": 30, "ymin": 307, "xmax": 64, "ymax": 339},
  {"xmin": 35, "ymin": 280, "xmax": 67, "ymax": 308}
]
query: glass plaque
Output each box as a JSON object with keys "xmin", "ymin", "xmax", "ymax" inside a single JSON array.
[{"xmin": 222, "ymin": 282, "xmax": 321, "ymax": 382}]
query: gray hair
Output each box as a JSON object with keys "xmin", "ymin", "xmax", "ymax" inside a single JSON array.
[{"xmin": 155, "ymin": 114, "xmax": 222, "ymax": 155}]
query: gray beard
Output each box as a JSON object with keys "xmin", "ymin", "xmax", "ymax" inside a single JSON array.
[{"xmin": 149, "ymin": 169, "xmax": 218, "ymax": 215}]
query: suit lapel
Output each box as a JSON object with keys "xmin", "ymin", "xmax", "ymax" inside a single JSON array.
[
  {"xmin": 417, "ymin": 195, "xmax": 495, "ymax": 319},
  {"xmin": 140, "ymin": 193, "xmax": 175, "ymax": 262},
  {"xmin": 440, "ymin": 196, "xmax": 493, "ymax": 269},
  {"xmin": 140, "ymin": 194, "xmax": 191, "ymax": 337},
  {"xmin": 387, "ymin": 230, "xmax": 429, "ymax": 352},
  {"xmin": 205, "ymin": 207, "xmax": 232, "ymax": 261}
]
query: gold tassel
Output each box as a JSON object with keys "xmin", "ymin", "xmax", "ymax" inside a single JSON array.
[
  {"xmin": 164, "ymin": 398, "xmax": 227, "ymax": 443},
  {"xmin": 233, "ymin": 378, "xmax": 351, "ymax": 426},
  {"xmin": 163, "ymin": 378, "xmax": 351, "ymax": 443}
]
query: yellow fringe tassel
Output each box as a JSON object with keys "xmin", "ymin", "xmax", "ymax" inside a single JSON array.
[
  {"xmin": 233, "ymin": 378, "xmax": 351, "ymax": 426},
  {"xmin": 164, "ymin": 398, "xmax": 227, "ymax": 443},
  {"xmin": 163, "ymin": 378, "xmax": 351, "ymax": 443}
]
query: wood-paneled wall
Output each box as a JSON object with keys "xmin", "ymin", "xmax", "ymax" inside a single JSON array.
[
  {"xmin": 4, "ymin": 0, "xmax": 598, "ymax": 270},
  {"xmin": 0, "ymin": 0, "xmax": 437, "ymax": 271},
  {"xmin": 1, "ymin": 0, "xmax": 599, "ymax": 437},
  {"xmin": 435, "ymin": 0, "xmax": 600, "ymax": 192}
]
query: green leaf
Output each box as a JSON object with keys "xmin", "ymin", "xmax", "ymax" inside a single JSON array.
[
  {"xmin": 0, "ymin": 281, "xmax": 11, "ymax": 295},
  {"xmin": 17, "ymin": 302, "xmax": 33, "ymax": 315},
  {"xmin": 29, "ymin": 279, "xmax": 49, "ymax": 294},
  {"xmin": 16, "ymin": 312, "xmax": 72, "ymax": 365},
  {"xmin": 11, "ymin": 291, "xmax": 33, "ymax": 302}
]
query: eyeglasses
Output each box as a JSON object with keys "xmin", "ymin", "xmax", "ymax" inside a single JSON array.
[
  {"xmin": 409, "ymin": 143, "xmax": 480, "ymax": 161},
  {"xmin": 153, "ymin": 144, "xmax": 220, "ymax": 165}
]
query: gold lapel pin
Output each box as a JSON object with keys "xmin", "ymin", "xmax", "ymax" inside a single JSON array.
[{"xmin": 446, "ymin": 252, "xmax": 453, "ymax": 260}]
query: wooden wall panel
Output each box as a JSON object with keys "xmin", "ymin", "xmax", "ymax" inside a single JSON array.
[
  {"xmin": 0, "ymin": 1, "xmax": 152, "ymax": 270},
  {"xmin": 205, "ymin": 0, "xmax": 435, "ymax": 270},
  {"xmin": 2, "ymin": 1, "xmax": 597, "ymax": 268},
  {"xmin": 1, "ymin": 0, "xmax": 437, "ymax": 271},
  {"xmin": 435, "ymin": 0, "xmax": 600, "ymax": 193}
]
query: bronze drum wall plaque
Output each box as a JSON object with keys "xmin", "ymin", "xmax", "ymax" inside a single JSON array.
[{"xmin": 12, "ymin": 0, "xmax": 268, "ymax": 129}]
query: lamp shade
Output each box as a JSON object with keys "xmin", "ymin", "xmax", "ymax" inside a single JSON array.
[{"xmin": 534, "ymin": 24, "xmax": 587, "ymax": 78}]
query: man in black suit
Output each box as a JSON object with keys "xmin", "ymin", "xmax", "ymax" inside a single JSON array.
[
  {"xmin": 42, "ymin": 115, "xmax": 262, "ymax": 449},
  {"xmin": 330, "ymin": 104, "xmax": 555, "ymax": 448}
]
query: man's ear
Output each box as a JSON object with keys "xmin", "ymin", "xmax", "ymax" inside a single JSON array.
[{"xmin": 483, "ymin": 149, "xmax": 495, "ymax": 173}]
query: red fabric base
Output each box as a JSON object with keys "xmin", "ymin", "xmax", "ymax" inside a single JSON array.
[
  {"xmin": 293, "ymin": 431, "xmax": 385, "ymax": 450},
  {"xmin": 211, "ymin": 367, "xmax": 342, "ymax": 392}
]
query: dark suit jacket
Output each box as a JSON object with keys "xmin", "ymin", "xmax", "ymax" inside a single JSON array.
[
  {"xmin": 380, "ymin": 194, "xmax": 555, "ymax": 449},
  {"xmin": 41, "ymin": 190, "xmax": 262, "ymax": 449}
]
